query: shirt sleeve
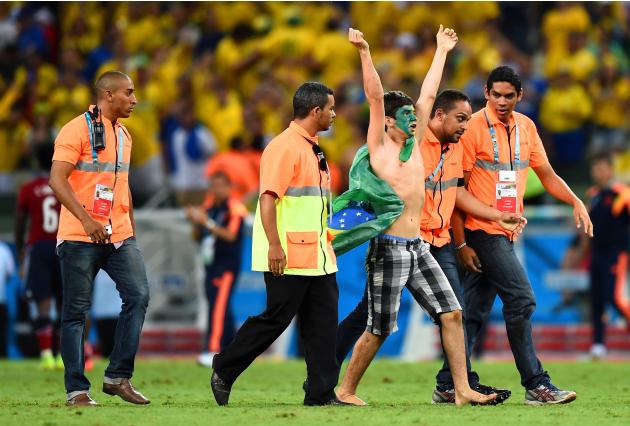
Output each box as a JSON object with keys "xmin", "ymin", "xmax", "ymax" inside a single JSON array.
[
  {"xmin": 612, "ymin": 187, "xmax": 630, "ymax": 217},
  {"xmin": 528, "ymin": 121, "xmax": 550, "ymax": 168},
  {"xmin": 227, "ymin": 199, "xmax": 247, "ymax": 234},
  {"xmin": 226, "ymin": 213, "xmax": 243, "ymax": 235},
  {"xmin": 460, "ymin": 129, "xmax": 477, "ymax": 173},
  {"xmin": 259, "ymin": 141, "xmax": 298, "ymax": 198},
  {"xmin": 453, "ymin": 146, "xmax": 465, "ymax": 179},
  {"xmin": 53, "ymin": 121, "xmax": 84, "ymax": 166}
]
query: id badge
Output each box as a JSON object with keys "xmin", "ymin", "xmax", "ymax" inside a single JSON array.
[
  {"xmin": 496, "ymin": 171, "xmax": 517, "ymax": 213},
  {"xmin": 92, "ymin": 184, "xmax": 114, "ymax": 217}
]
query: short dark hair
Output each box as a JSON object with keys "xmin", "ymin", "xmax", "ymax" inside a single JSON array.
[
  {"xmin": 35, "ymin": 143, "xmax": 54, "ymax": 171},
  {"xmin": 292, "ymin": 82, "xmax": 333, "ymax": 119},
  {"xmin": 210, "ymin": 171, "xmax": 231, "ymax": 184},
  {"xmin": 95, "ymin": 70, "xmax": 131, "ymax": 98},
  {"xmin": 486, "ymin": 66, "xmax": 522, "ymax": 93},
  {"xmin": 430, "ymin": 89, "xmax": 471, "ymax": 118},
  {"xmin": 384, "ymin": 90, "xmax": 414, "ymax": 118},
  {"xmin": 590, "ymin": 151, "xmax": 614, "ymax": 166}
]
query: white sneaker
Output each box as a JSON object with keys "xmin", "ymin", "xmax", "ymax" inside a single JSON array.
[
  {"xmin": 590, "ymin": 344, "xmax": 607, "ymax": 359},
  {"xmin": 197, "ymin": 352, "xmax": 217, "ymax": 368},
  {"xmin": 524, "ymin": 383, "xmax": 577, "ymax": 405}
]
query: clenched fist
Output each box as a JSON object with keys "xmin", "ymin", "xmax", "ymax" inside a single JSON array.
[
  {"xmin": 436, "ymin": 24, "xmax": 458, "ymax": 52},
  {"xmin": 348, "ymin": 27, "xmax": 369, "ymax": 52}
]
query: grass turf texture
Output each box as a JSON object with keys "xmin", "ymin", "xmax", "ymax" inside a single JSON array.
[{"xmin": 1, "ymin": 359, "xmax": 629, "ymax": 425}]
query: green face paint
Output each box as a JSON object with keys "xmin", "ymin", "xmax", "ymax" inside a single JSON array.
[{"xmin": 394, "ymin": 105, "xmax": 417, "ymax": 138}]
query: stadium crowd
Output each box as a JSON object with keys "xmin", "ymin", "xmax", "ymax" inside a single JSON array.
[{"xmin": 0, "ymin": 1, "xmax": 629, "ymax": 210}]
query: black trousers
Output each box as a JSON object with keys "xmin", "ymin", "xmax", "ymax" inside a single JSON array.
[
  {"xmin": 213, "ymin": 272, "xmax": 339, "ymax": 405},
  {"xmin": 590, "ymin": 251, "xmax": 630, "ymax": 345}
]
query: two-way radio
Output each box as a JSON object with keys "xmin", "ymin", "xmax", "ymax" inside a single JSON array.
[{"xmin": 88, "ymin": 106, "xmax": 105, "ymax": 151}]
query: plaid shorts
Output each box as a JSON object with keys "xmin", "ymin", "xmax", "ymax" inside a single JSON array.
[{"xmin": 365, "ymin": 235, "xmax": 461, "ymax": 335}]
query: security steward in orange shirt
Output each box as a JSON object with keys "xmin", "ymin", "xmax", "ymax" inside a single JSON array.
[
  {"xmin": 335, "ymin": 90, "xmax": 523, "ymax": 404},
  {"xmin": 49, "ymin": 71, "xmax": 150, "ymax": 407},
  {"xmin": 451, "ymin": 66, "xmax": 593, "ymax": 405},
  {"xmin": 211, "ymin": 82, "xmax": 349, "ymax": 407}
]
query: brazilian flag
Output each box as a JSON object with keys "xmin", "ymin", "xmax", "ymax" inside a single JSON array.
[{"xmin": 331, "ymin": 145, "xmax": 405, "ymax": 256}]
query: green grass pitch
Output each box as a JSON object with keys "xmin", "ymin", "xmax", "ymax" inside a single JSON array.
[{"xmin": 1, "ymin": 358, "xmax": 630, "ymax": 425}]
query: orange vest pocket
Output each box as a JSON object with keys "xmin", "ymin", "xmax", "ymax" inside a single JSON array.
[{"xmin": 286, "ymin": 231, "xmax": 319, "ymax": 269}]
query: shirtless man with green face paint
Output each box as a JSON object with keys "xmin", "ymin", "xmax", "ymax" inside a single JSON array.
[
  {"xmin": 335, "ymin": 27, "xmax": 497, "ymax": 407},
  {"xmin": 393, "ymin": 104, "xmax": 418, "ymax": 161},
  {"xmin": 395, "ymin": 105, "xmax": 417, "ymax": 137}
]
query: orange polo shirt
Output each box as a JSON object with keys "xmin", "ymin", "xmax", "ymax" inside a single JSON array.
[
  {"xmin": 461, "ymin": 104, "xmax": 549, "ymax": 237},
  {"xmin": 53, "ymin": 108, "xmax": 134, "ymax": 243},
  {"xmin": 259, "ymin": 121, "xmax": 331, "ymax": 198},
  {"xmin": 252, "ymin": 121, "xmax": 337, "ymax": 274},
  {"xmin": 420, "ymin": 128, "xmax": 464, "ymax": 247}
]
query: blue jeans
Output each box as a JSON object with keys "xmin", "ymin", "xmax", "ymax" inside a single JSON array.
[
  {"xmin": 336, "ymin": 242, "xmax": 479, "ymax": 390},
  {"xmin": 431, "ymin": 243, "xmax": 479, "ymax": 390},
  {"xmin": 57, "ymin": 237, "xmax": 150, "ymax": 393},
  {"xmin": 463, "ymin": 230, "xmax": 550, "ymax": 389}
]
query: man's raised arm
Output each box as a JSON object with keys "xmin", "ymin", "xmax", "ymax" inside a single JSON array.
[
  {"xmin": 414, "ymin": 25, "xmax": 458, "ymax": 144},
  {"xmin": 349, "ymin": 28, "xmax": 384, "ymax": 156}
]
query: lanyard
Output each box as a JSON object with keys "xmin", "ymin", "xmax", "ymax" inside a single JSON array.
[
  {"xmin": 484, "ymin": 110, "xmax": 520, "ymax": 171},
  {"xmin": 116, "ymin": 127, "xmax": 123, "ymax": 170},
  {"xmin": 83, "ymin": 112, "xmax": 99, "ymax": 164},
  {"xmin": 83, "ymin": 112, "xmax": 124, "ymax": 171},
  {"xmin": 304, "ymin": 136, "xmax": 332, "ymax": 224},
  {"xmin": 426, "ymin": 145, "xmax": 449, "ymax": 181}
]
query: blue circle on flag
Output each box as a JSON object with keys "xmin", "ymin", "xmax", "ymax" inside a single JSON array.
[{"xmin": 329, "ymin": 205, "xmax": 376, "ymax": 235}]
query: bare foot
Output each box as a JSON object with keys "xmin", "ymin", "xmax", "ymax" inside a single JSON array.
[
  {"xmin": 336, "ymin": 392, "xmax": 368, "ymax": 406},
  {"xmin": 455, "ymin": 388, "xmax": 497, "ymax": 406}
]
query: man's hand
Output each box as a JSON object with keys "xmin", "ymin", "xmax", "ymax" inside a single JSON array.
[
  {"xmin": 348, "ymin": 28, "xmax": 369, "ymax": 52},
  {"xmin": 436, "ymin": 24, "xmax": 458, "ymax": 52},
  {"xmin": 185, "ymin": 205, "xmax": 208, "ymax": 226},
  {"xmin": 457, "ymin": 245, "xmax": 482, "ymax": 273},
  {"xmin": 268, "ymin": 243, "xmax": 286, "ymax": 276},
  {"xmin": 498, "ymin": 213, "xmax": 528, "ymax": 239},
  {"xmin": 573, "ymin": 200, "xmax": 594, "ymax": 237},
  {"xmin": 81, "ymin": 217, "xmax": 109, "ymax": 244}
]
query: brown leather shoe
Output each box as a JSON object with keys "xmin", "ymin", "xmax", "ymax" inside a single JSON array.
[
  {"xmin": 66, "ymin": 393, "xmax": 98, "ymax": 407},
  {"xmin": 103, "ymin": 379, "xmax": 150, "ymax": 405}
]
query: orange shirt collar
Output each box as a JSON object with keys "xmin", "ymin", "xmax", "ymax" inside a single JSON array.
[
  {"xmin": 289, "ymin": 121, "xmax": 318, "ymax": 144},
  {"xmin": 484, "ymin": 102, "xmax": 516, "ymax": 127},
  {"xmin": 424, "ymin": 127, "xmax": 441, "ymax": 145}
]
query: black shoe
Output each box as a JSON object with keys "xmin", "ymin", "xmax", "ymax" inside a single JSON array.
[
  {"xmin": 473, "ymin": 383, "xmax": 512, "ymax": 405},
  {"xmin": 210, "ymin": 371, "xmax": 231, "ymax": 406},
  {"xmin": 304, "ymin": 397, "xmax": 353, "ymax": 406}
]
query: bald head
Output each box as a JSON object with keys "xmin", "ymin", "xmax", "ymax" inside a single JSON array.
[
  {"xmin": 95, "ymin": 71, "xmax": 132, "ymax": 100},
  {"xmin": 93, "ymin": 70, "xmax": 137, "ymax": 120}
]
